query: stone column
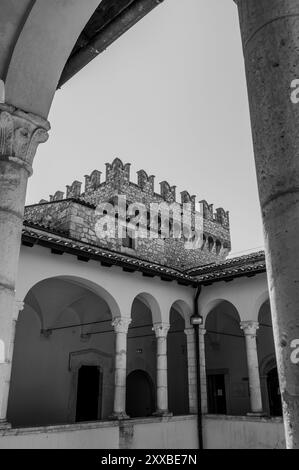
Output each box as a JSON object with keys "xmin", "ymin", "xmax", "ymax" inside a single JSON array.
[
  {"xmin": 0, "ymin": 300, "xmax": 24, "ymax": 428},
  {"xmin": 240, "ymin": 321, "xmax": 263, "ymax": 415},
  {"xmin": 153, "ymin": 323, "xmax": 171, "ymax": 416},
  {"xmin": 185, "ymin": 327, "xmax": 207, "ymax": 414},
  {"xmin": 234, "ymin": 0, "xmax": 299, "ymax": 448},
  {"xmin": 0, "ymin": 104, "xmax": 50, "ymax": 429},
  {"xmin": 111, "ymin": 317, "xmax": 131, "ymax": 419},
  {"xmin": 198, "ymin": 326, "xmax": 208, "ymax": 414}
]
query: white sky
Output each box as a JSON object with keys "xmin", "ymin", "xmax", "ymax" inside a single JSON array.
[{"xmin": 26, "ymin": 0, "xmax": 264, "ymax": 256}]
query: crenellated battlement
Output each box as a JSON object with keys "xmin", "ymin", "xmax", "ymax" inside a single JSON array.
[
  {"xmin": 160, "ymin": 181, "xmax": 176, "ymax": 203},
  {"xmin": 105, "ymin": 158, "xmax": 131, "ymax": 187},
  {"xmin": 66, "ymin": 181, "xmax": 82, "ymax": 199},
  {"xmin": 49, "ymin": 191, "xmax": 64, "ymax": 202},
  {"xmin": 39, "ymin": 158, "xmax": 230, "ymax": 230},
  {"xmin": 137, "ymin": 169, "xmax": 155, "ymax": 194},
  {"xmin": 84, "ymin": 170, "xmax": 102, "ymax": 193}
]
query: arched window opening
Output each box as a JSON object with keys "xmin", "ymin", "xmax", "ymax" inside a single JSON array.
[{"xmin": 215, "ymin": 239, "xmax": 222, "ymax": 255}]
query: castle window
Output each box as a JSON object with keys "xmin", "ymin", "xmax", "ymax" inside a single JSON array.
[
  {"xmin": 122, "ymin": 228, "xmax": 136, "ymax": 250},
  {"xmin": 208, "ymin": 237, "xmax": 214, "ymax": 252},
  {"xmin": 169, "ymin": 218, "xmax": 173, "ymax": 237},
  {"xmin": 216, "ymin": 240, "xmax": 222, "ymax": 255}
]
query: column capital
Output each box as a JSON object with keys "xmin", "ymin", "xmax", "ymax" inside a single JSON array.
[
  {"xmin": 198, "ymin": 326, "xmax": 206, "ymax": 336},
  {"xmin": 0, "ymin": 103, "xmax": 50, "ymax": 176},
  {"xmin": 14, "ymin": 300, "xmax": 24, "ymax": 321},
  {"xmin": 184, "ymin": 328, "xmax": 194, "ymax": 337},
  {"xmin": 185, "ymin": 326, "xmax": 206, "ymax": 336},
  {"xmin": 112, "ymin": 317, "xmax": 131, "ymax": 334},
  {"xmin": 240, "ymin": 320, "xmax": 259, "ymax": 336},
  {"xmin": 153, "ymin": 323, "xmax": 170, "ymax": 338}
]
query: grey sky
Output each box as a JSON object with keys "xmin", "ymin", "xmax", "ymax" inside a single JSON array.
[{"xmin": 26, "ymin": 0, "xmax": 264, "ymax": 256}]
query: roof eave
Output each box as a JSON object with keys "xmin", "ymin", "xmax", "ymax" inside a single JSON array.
[{"xmin": 59, "ymin": 0, "xmax": 165, "ymax": 87}]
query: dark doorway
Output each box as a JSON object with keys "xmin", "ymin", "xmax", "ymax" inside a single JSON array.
[
  {"xmin": 207, "ymin": 374, "xmax": 227, "ymax": 414},
  {"xmin": 126, "ymin": 370, "xmax": 155, "ymax": 418},
  {"xmin": 267, "ymin": 367, "xmax": 282, "ymax": 417},
  {"xmin": 76, "ymin": 365, "xmax": 101, "ymax": 422}
]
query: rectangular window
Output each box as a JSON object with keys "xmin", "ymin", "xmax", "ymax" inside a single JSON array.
[{"xmin": 122, "ymin": 228, "xmax": 135, "ymax": 250}]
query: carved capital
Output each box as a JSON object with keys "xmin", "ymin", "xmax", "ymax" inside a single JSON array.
[
  {"xmin": 185, "ymin": 326, "xmax": 206, "ymax": 338},
  {"xmin": 198, "ymin": 326, "xmax": 206, "ymax": 336},
  {"xmin": 240, "ymin": 320, "xmax": 259, "ymax": 336},
  {"xmin": 0, "ymin": 104, "xmax": 50, "ymax": 176},
  {"xmin": 153, "ymin": 323, "xmax": 170, "ymax": 338},
  {"xmin": 184, "ymin": 328, "xmax": 194, "ymax": 338},
  {"xmin": 14, "ymin": 300, "xmax": 24, "ymax": 321},
  {"xmin": 112, "ymin": 317, "xmax": 131, "ymax": 334}
]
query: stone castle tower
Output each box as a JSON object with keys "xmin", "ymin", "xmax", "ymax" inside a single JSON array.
[{"xmin": 24, "ymin": 158, "xmax": 231, "ymax": 270}]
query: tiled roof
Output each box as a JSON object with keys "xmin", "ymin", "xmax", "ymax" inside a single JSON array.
[
  {"xmin": 22, "ymin": 221, "xmax": 266, "ymax": 286},
  {"xmin": 186, "ymin": 251, "xmax": 266, "ymax": 284},
  {"xmin": 22, "ymin": 222, "xmax": 197, "ymax": 287}
]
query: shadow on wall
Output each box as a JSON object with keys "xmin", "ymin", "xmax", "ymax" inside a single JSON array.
[{"xmin": 257, "ymin": 299, "xmax": 282, "ymax": 417}]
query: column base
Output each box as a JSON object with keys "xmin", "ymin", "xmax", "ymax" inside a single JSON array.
[
  {"xmin": 153, "ymin": 410, "xmax": 173, "ymax": 418},
  {"xmin": 109, "ymin": 412, "xmax": 130, "ymax": 421},
  {"xmin": 246, "ymin": 412, "xmax": 266, "ymax": 417},
  {"xmin": 0, "ymin": 420, "xmax": 11, "ymax": 430}
]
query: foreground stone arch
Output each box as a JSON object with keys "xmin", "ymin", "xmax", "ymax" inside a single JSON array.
[{"xmin": 4, "ymin": 0, "xmax": 101, "ymax": 117}]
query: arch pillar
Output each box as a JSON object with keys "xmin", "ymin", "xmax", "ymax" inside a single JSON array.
[
  {"xmin": 240, "ymin": 321, "xmax": 264, "ymax": 415},
  {"xmin": 185, "ymin": 327, "xmax": 207, "ymax": 415},
  {"xmin": 111, "ymin": 317, "xmax": 131, "ymax": 420},
  {"xmin": 0, "ymin": 299, "xmax": 24, "ymax": 428},
  {"xmin": 153, "ymin": 322, "xmax": 171, "ymax": 416},
  {"xmin": 0, "ymin": 104, "xmax": 49, "ymax": 427},
  {"xmin": 234, "ymin": 0, "xmax": 299, "ymax": 447}
]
